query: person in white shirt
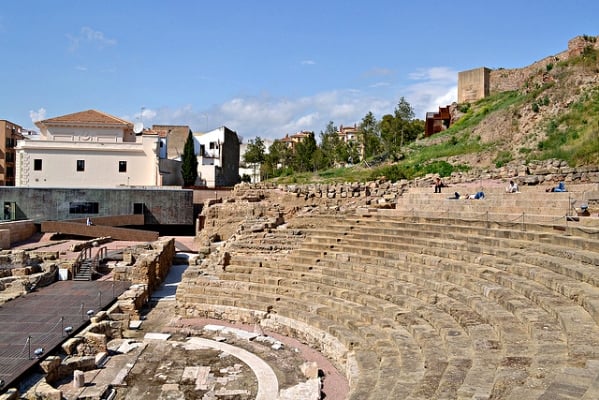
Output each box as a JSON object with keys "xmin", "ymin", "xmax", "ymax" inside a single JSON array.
[{"xmin": 506, "ymin": 180, "xmax": 519, "ymax": 193}]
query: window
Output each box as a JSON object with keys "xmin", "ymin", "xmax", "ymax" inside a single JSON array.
[
  {"xmin": 5, "ymin": 153, "xmax": 15, "ymax": 162},
  {"xmin": 69, "ymin": 202, "xmax": 99, "ymax": 214},
  {"xmin": 76, "ymin": 160, "xmax": 85, "ymax": 172},
  {"xmin": 133, "ymin": 203, "xmax": 145, "ymax": 214},
  {"xmin": 6, "ymin": 167, "xmax": 13, "ymax": 178},
  {"xmin": 119, "ymin": 161, "xmax": 127, "ymax": 173},
  {"xmin": 34, "ymin": 159, "xmax": 42, "ymax": 171}
]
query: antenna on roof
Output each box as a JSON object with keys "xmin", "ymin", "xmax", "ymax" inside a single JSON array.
[
  {"xmin": 133, "ymin": 106, "xmax": 145, "ymax": 134},
  {"xmin": 133, "ymin": 122, "xmax": 144, "ymax": 134}
]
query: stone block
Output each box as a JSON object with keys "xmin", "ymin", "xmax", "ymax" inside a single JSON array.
[
  {"xmin": 34, "ymin": 381, "xmax": 62, "ymax": 400},
  {"xmin": 95, "ymin": 351, "xmax": 108, "ymax": 367},
  {"xmin": 62, "ymin": 337, "xmax": 83, "ymax": 355},
  {"xmin": 300, "ymin": 361, "xmax": 319, "ymax": 379},
  {"xmin": 40, "ymin": 356, "xmax": 61, "ymax": 374},
  {"xmin": 73, "ymin": 370, "xmax": 85, "ymax": 388}
]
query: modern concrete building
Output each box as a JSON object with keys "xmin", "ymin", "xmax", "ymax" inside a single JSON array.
[
  {"xmin": 15, "ymin": 110, "xmax": 161, "ymax": 188},
  {"xmin": 0, "ymin": 120, "xmax": 25, "ymax": 186},
  {"xmin": 193, "ymin": 126, "xmax": 240, "ymax": 187},
  {"xmin": 0, "ymin": 186, "xmax": 194, "ymax": 226}
]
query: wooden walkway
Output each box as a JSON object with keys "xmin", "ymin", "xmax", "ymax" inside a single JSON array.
[{"xmin": 0, "ymin": 280, "xmax": 130, "ymax": 392}]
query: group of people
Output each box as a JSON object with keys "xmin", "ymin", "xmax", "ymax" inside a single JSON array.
[
  {"xmin": 434, "ymin": 177, "xmax": 566, "ymax": 196},
  {"xmin": 452, "ymin": 191, "xmax": 485, "ymax": 200}
]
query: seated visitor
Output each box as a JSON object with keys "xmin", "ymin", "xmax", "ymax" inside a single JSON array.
[
  {"xmin": 546, "ymin": 181, "xmax": 567, "ymax": 192},
  {"xmin": 506, "ymin": 180, "xmax": 519, "ymax": 193}
]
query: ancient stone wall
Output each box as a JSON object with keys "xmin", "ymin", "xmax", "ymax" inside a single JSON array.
[
  {"xmin": 233, "ymin": 161, "xmax": 598, "ymax": 208},
  {"xmin": 459, "ymin": 35, "xmax": 599, "ymax": 102},
  {"xmin": 113, "ymin": 238, "xmax": 175, "ymax": 294},
  {"xmin": 0, "ymin": 220, "xmax": 37, "ymax": 248}
]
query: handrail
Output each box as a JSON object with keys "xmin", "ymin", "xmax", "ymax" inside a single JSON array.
[
  {"xmin": 72, "ymin": 246, "xmax": 109, "ymax": 279},
  {"xmin": 72, "ymin": 247, "xmax": 92, "ymax": 279},
  {"xmin": 90, "ymin": 246, "xmax": 109, "ymax": 275}
]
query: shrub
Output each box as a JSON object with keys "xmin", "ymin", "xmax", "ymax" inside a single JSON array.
[{"xmin": 494, "ymin": 151, "xmax": 513, "ymax": 168}]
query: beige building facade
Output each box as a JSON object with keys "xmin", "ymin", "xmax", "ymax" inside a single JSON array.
[{"xmin": 15, "ymin": 110, "xmax": 161, "ymax": 188}]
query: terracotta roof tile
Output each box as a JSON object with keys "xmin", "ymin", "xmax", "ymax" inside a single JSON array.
[{"xmin": 38, "ymin": 110, "xmax": 132, "ymax": 126}]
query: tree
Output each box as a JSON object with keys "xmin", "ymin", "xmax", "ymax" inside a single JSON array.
[
  {"xmin": 319, "ymin": 121, "xmax": 343, "ymax": 168},
  {"xmin": 394, "ymin": 97, "xmax": 416, "ymax": 148},
  {"xmin": 359, "ymin": 112, "xmax": 381, "ymax": 159},
  {"xmin": 181, "ymin": 130, "xmax": 198, "ymax": 187},
  {"xmin": 243, "ymin": 137, "xmax": 266, "ymax": 181},
  {"xmin": 292, "ymin": 132, "xmax": 317, "ymax": 172},
  {"xmin": 263, "ymin": 139, "xmax": 291, "ymax": 178}
]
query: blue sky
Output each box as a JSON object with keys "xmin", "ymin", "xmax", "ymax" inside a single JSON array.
[{"xmin": 1, "ymin": 1, "xmax": 598, "ymax": 142}]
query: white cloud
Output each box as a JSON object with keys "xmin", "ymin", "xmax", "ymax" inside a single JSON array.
[
  {"xmin": 75, "ymin": 65, "xmax": 88, "ymax": 71},
  {"xmin": 369, "ymin": 82, "xmax": 390, "ymax": 88},
  {"xmin": 68, "ymin": 27, "xmax": 117, "ymax": 51},
  {"xmin": 301, "ymin": 60, "xmax": 315, "ymax": 65},
  {"xmin": 408, "ymin": 66, "xmax": 456, "ymax": 82},
  {"xmin": 406, "ymin": 66, "xmax": 458, "ymax": 117},
  {"xmin": 125, "ymin": 65, "xmax": 458, "ymax": 142},
  {"xmin": 29, "ymin": 108, "xmax": 47, "ymax": 123}
]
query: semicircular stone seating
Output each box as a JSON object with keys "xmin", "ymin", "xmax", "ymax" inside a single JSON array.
[{"xmin": 177, "ymin": 183, "xmax": 599, "ymax": 400}]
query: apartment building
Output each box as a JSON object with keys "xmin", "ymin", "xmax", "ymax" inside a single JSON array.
[{"xmin": 0, "ymin": 120, "xmax": 25, "ymax": 186}]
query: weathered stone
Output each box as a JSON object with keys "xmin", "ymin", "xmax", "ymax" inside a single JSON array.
[{"xmin": 73, "ymin": 370, "xmax": 85, "ymax": 388}]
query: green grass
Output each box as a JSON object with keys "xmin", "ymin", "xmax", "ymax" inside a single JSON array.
[
  {"xmin": 270, "ymin": 50, "xmax": 599, "ymax": 184},
  {"xmin": 531, "ymin": 86, "xmax": 599, "ymax": 165}
]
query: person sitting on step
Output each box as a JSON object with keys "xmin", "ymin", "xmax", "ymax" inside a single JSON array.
[
  {"xmin": 506, "ymin": 180, "xmax": 519, "ymax": 193},
  {"xmin": 546, "ymin": 181, "xmax": 566, "ymax": 192}
]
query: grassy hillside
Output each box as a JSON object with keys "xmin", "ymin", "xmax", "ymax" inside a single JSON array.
[{"xmin": 273, "ymin": 47, "xmax": 599, "ymax": 184}]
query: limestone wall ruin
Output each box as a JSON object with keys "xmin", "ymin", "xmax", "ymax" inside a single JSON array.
[
  {"xmin": 113, "ymin": 238, "xmax": 176, "ymax": 294},
  {"xmin": 459, "ymin": 35, "xmax": 599, "ymax": 103}
]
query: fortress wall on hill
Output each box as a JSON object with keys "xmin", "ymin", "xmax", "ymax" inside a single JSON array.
[{"xmin": 459, "ymin": 35, "xmax": 599, "ymax": 102}]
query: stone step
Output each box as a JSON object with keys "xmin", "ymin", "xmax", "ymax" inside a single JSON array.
[{"xmin": 224, "ymin": 260, "xmax": 552, "ymax": 396}]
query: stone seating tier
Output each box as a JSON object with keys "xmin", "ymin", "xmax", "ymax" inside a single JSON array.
[
  {"xmin": 180, "ymin": 207, "xmax": 599, "ymax": 399},
  {"xmin": 395, "ymin": 185, "xmax": 599, "ymax": 228}
]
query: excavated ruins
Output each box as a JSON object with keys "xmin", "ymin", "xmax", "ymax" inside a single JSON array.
[{"xmin": 1, "ymin": 170, "xmax": 599, "ymax": 400}]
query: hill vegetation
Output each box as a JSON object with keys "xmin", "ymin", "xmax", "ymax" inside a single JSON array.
[{"xmin": 242, "ymin": 41, "xmax": 599, "ymax": 185}]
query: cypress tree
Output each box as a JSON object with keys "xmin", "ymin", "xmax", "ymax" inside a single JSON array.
[{"xmin": 181, "ymin": 130, "xmax": 198, "ymax": 186}]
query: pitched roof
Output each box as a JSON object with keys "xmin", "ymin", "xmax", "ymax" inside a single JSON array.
[{"xmin": 37, "ymin": 110, "xmax": 132, "ymax": 127}]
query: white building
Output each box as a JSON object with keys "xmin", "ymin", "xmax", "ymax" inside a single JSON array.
[
  {"xmin": 192, "ymin": 126, "xmax": 240, "ymax": 187},
  {"xmin": 15, "ymin": 110, "xmax": 161, "ymax": 188}
]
